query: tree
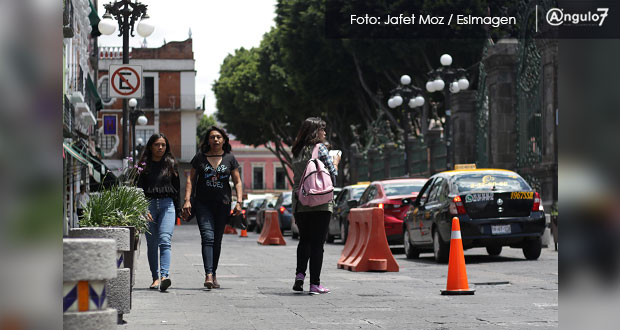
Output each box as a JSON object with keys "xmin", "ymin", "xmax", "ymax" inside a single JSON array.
[{"xmin": 196, "ymin": 113, "xmax": 217, "ymax": 145}]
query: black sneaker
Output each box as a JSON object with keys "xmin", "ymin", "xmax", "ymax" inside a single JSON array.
[
  {"xmin": 293, "ymin": 273, "xmax": 304, "ymax": 292},
  {"xmin": 160, "ymin": 278, "xmax": 171, "ymax": 292}
]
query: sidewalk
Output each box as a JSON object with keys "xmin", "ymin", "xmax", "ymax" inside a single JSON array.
[{"xmin": 122, "ymin": 224, "xmax": 558, "ymax": 329}]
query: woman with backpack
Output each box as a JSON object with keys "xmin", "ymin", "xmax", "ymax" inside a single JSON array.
[{"xmin": 291, "ymin": 117, "xmax": 340, "ymax": 294}]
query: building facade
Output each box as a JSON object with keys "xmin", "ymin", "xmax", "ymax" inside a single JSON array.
[
  {"xmin": 229, "ymin": 140, "xmax": 293, "ymax": 198},
  {"xmin": 96, "ymin": 38, "xmax": 201, "ymax": 170},
  {"xmin": 63, "ymin": 0, "xmax": 106, "ymax": 234}
]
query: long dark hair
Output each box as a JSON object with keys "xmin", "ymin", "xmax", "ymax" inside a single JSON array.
[
  {"xmin": 292, "ymin": 117, "xmax": 326, "ymax": 157},
  {"xmin": 199, "ymin": 126, "xmax": 232, "ymax": 154},
  {"xmin": 138, "ymin": 133, "xmax": 178, "ymax": 177}
]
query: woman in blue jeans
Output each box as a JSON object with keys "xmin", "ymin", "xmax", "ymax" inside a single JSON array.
[
  {"xmin": 183, "ymin": 126, "xmax": 243, "ymax": 289},
  {"xmin": 137, "ymin": 133, "xmax": 180, "ymax": 292}
]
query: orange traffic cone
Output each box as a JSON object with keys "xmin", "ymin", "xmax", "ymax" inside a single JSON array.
[
  {"xmin": 441, "ymin": 217, "xmax": 475, "ymax": 295},
  {"xmin": 239, "ymin": 229, "xmax": 248, "ymax": 237},
  {"xmin": 176, "ymin": 217, "xmax": 181, "ymax": 226}
]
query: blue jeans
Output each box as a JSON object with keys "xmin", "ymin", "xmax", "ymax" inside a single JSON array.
[
  {"xmin": 195, "ymin": 200, "xmax": 229, "ymax": 276},
  {"xmin": 145, "ymin": 197, "xmax": 176, "ymax": 280}
]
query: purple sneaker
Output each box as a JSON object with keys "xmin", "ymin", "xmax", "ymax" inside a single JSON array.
[
  {"xmin": 293, "ymin": 273, "xmax": 305, "ymax": 292},
  {"xmin": 309, "ymin": 284, "xmax": 330, "ymax": 295}
]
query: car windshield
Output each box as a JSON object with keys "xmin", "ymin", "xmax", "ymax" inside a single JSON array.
[
  {"xmin": 250, "ymin": 199, "xmax": 265, "ymax": 208},
  {"xmin": 382, "ymin": 183, "xmax": 425, "ymax": 196},
  {"xmin": 351, "ymin": 187, "xmax": 367, "ymax": 200},
  {"xmin": 453, "ymin": 172, "xmax": 531, "ymax": 193},
  {"xmin": 281, "ymin": 192, "xmax": 292, "ymax": 205}
]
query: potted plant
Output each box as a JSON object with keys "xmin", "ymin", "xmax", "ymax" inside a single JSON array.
[{"xmin": 81, "ymin": 158, "xmax": 149, "ymax": 288}]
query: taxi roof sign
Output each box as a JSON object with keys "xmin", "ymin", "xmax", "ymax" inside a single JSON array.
[{"xmin": 454, "ymin": 164, "xmax": 477, "ymax": 170}]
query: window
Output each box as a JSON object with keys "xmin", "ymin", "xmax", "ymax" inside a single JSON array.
[
  {"xmin": 416, "ymin": 178, "xmax": 435, "ymax": 206},
  {"xmin": 100, "ymin": 135, "xmax": 116, "ymax": 154},
  {"xmin": 135, "ymin": 128, "xmax": 155, "ymax": 146},
  {"xmin": 336, "ymin": 189, "xmax": 349, "ymax": 206},
  {"xmin": 139, "ymin": 77, "xmax": 154, "ymax": 108},
  {"xmin": 98, "ymin": 77, "xmax": 112, "ymax": 103},
  {"xmin": 274, "ymin": 166, "xmax": 287, "ymax": 189},
  {"xmin": 427, "ymin": 178, "xmax": 445, "ymax": 203},
  {"xmin": 253, "ymin": 166, "xmax": 264, "ymax": 190}
]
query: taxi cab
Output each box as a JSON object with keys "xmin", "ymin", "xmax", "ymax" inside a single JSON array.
[{"xmin": 402, "ymin": 164, "xmax": 545, "ymax": 262}]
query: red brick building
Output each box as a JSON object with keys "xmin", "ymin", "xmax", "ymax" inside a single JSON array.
[{"xmin": 96, "ymin": 39, "xmax": 201, "ymax": 169}]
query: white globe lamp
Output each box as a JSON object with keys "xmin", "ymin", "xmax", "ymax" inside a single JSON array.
[
  {"xmin": 458, "ymin": 78, "xmax": 470, "ymax": 90},
  {"xmin": 433, "ymin": 79, "xmax": 445, "ymax": 91},
  {"xmin": 98, "ymin": 14, "xmax": 116, "ymax": 36},
  {"xmin": 400, "ymin": 75, "xmax": 411, "ymax": 85},
  {"xmin": 137, "ymin": 15, "xmax": 155, "ymax": 38},
  {"xmin": 440, "ymin": 54, "xmax": 453, "ymax": 66}
]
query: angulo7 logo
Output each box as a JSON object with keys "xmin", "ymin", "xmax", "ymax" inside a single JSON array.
[{"xmin": 546, "ymin": 7, "xmax": 609, "ymax": 27}]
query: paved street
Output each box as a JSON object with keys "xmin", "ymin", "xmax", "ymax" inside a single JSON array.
[{"xmin": 121, "ymin": 224, "xmax": 558, "ymax": 330}]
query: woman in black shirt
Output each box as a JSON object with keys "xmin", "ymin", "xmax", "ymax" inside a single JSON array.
[
  {"xmin": 136, "ymin": 133, "xmax": 180, "ymax": 292},
  {"xmin": 183, "ymin": 126, "xmax": 243, "ymax": 289}
]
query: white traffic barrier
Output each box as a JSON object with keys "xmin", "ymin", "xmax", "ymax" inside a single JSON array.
[
  {"xmin": 70, "ymin": 228, "xmax": 132, "ymax": 321},
  {"xmin": 63, "ymin": 238, "xmax": 117, "ymax": 330}
]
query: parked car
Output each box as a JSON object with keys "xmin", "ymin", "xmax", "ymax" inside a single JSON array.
[
  {"xmin": 255, "ymin": 196, "xmax": 279, "ymax": 233},
  {"xmin": 327, "ymin": 183, "xmax": 369, "ymax": 243},
  {"xmin": 351, "ymin": 178, "xmax": 427, "ymax": 244},
  {"xmin": 274, "ymin": 192, "xmax": 293, "ymax": 232},
  {"xmin": 402, "ymin": 168, "xmax": 546, "ymax": 262},
  {"xmin": 246, "ymin": 198, "xmax": 265, "ymax": 232}
]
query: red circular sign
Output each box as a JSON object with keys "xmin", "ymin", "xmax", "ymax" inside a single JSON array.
[{"xmin": 111, "ymin": 66, "xmax": 141, "ymax": 96}]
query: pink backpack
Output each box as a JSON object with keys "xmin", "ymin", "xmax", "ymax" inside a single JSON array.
[{"xmin": 297, "ymin": 144, "xmax": 334, "ymax": 207}]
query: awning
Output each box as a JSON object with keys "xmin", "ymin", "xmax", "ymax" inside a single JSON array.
[
  {"xmin": 87, "ymin": 75, "xmax": 103, "ymax": 111},
  {"xmin": 63, "ymin": 142, "xmax": 90, "ymax": 165}
]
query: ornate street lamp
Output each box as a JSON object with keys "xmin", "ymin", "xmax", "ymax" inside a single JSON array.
[
  {"xmin": 426, "ymin": 54, "xmax": 470, "ymax": 170},
  {"xmin": 98, "ymin": 0, "xmax": 154, "ymax": 159},
  {"xmin": 387, "ymin": 75, "xmax": 425, "ymax": 176},
  {"xmin": 128, "ymin": 98, "xmax": 148, "ymax": 161}
]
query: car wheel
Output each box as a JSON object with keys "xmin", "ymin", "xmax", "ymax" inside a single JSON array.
[
  {"xmin": 292, "ymin": 230, "xmax": 299, "ymax": 239},
  {"xmin": 433, "ymin": 230, "xmax": 449, "ymax": 263},
  {"xmin": 404, "ymin": 229, "xmax": 419, "ymax": 259},
  {"xmin": 486, "ymin": 245, "xmax": 502, "ymax": 256},
  {"xmin": 522, "ymin": 237, "xmax": 542, "ymax": 260},
  {"xmin": 340, "ymin": 220, "xmax": 348, "ymax": 244}
]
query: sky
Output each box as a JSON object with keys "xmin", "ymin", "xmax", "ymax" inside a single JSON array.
[{"xmin": 97, "ymin": 0, "xmax": 277, "ymax": 116}]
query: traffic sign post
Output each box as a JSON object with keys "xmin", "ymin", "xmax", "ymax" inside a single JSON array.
[{"xmin": 109, "ymin": 64, "xmax": 143, "ymax": 99}]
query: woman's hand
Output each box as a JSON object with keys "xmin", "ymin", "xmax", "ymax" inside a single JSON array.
[
  {"xmin": 146, "ymin": 212, "xmax": 154, "ymax": 222},
  {"xmin": 233, "ymin": 202, "xmax": 242, "ymax": 216},
  {"xmin": 332, "ymin": 153, "xmax": 341, "ymax": 167},
  {"xmin": 182, "ymin": 200, "xmax": 192, "ymax": 219}
]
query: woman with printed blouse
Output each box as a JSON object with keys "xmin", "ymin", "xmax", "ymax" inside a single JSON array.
[{"xmin": 182, "ymin": 126, "xmax": 243, "ymax": 289}]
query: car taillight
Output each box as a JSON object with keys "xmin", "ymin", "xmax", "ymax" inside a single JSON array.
[
  {"xmin": 532, "ymin": 192, "xmax": 541, "ymax": 211},
  {"xmin": 378, "ymin": 203, "xmax": 384, "ymax": 209},
  {"xmin": 242, "ymin": 209, "xmax": 246, "ymax": 215},
  {"xmin": 279, "ymin": 206, "xmax": 286, "ymax": 214},
  {"xmin": 449, "ymin": 196, "xmax": 467, "ymax": 215}
]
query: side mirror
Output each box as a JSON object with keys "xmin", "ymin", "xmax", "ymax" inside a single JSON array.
[{"xmin": 347, "ymin": 199, "xmax": 358, "ymax": 208}]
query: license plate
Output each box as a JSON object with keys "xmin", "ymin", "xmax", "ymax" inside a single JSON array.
[{"xmin": 491, "ymin": 225, "xmax": 511, "ymax": 235}]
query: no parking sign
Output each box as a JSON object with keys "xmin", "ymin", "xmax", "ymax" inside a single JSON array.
[{"xmin": 108, "ymin": 64, "xmax": 143, "ymax": 98}]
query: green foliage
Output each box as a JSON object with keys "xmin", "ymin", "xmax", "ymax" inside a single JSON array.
[
  {"xmin": 196, "ymin": 114, "xmax": 217, "ymax": 144},
  {"xmin": 81, "ymin": 185, "xmax": 150, "ymax": 234}
]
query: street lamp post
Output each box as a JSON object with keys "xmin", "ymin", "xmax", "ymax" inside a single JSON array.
[
  {"xmin": 98, "ymin": 0, "xmax": 154, "ymax": 159},
  {"xmin": 387, "ymin": 75, "xmax": 425, "ymax": 176},
  {"xmin": 128, "ymin": 97, "xmax": 148, "ymax": 162},
  {"xmin": 426, "ymin": 54, "xmax": 470, "ymax": 170}
]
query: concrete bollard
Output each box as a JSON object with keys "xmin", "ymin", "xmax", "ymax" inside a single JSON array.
[
  {"xmin": 63, "ymin": 238, "xmax": 117, "ymax": 330},
  {"xmin": 70, "ymin": 227, "xmax": 132, "ymax": 323}
]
